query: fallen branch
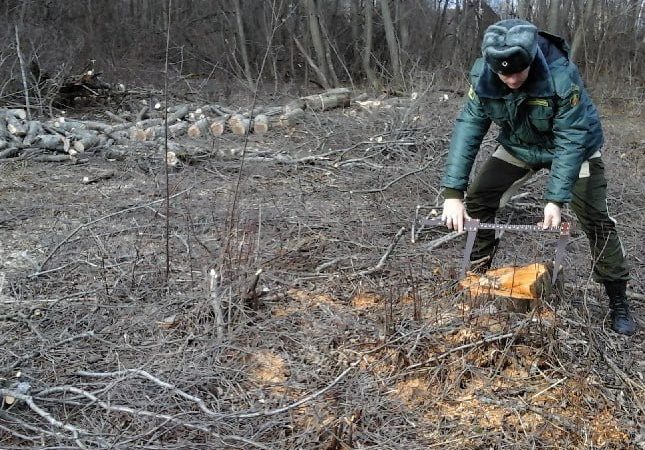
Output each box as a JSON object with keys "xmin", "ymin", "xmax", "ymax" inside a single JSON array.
[
  {"xmin": 354, "ymin": 226, "xmax": 406, "ymax": 277},
  {"xmin": 0, "ymin": 388, "xmax": 88, "ymax": 448},
  {"xmin": 406, "ymin": 331, "xmax": 516, "ymax": 372},
  {"xmin": 232, "ymin": 357, "xmax": 363, "ymax": 419},
  {"xmin": 349, "ymin": 160, "xmax": 433, "ymax": 194},
  {"xmin": 76, "ymin": 368, "xmax": 224, "ymax": 417},
  {"xmin": 2, "ymin": 331, "xmax": 95, "ymax": 372},
  {"xmin": 209, "ymin": 269, "xmax": 225, "ymax": 339},
  {"xmin": 35, "ymin": 187, "xmax": 193, "ymax": 273}
]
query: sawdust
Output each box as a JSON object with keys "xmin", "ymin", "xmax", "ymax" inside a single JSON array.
[
  {"xmin": 591, "ymin": 409, "xmax": 630, "ymax": 446},
  {"xmin": 351, "ymin": 291, "xmax": 382, "ymax": 309},
  {"xmin": 391, "ymin": 376, "xmax": 429, "ymax": 406},
  {"xmin": 249, "ymin": 350, "xmax": 289, "ymax": 385}
]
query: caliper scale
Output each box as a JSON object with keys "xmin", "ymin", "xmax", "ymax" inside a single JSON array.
[{"xmin": 413, "ymin": 211, "xmax": 574, "ymax": 285}]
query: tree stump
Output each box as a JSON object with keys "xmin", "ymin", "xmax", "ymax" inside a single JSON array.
[{"xmin": 459, "ymin": 262, "xmax": 562, "ymax": 313}]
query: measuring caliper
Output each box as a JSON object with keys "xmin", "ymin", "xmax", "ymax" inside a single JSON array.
[{"xmin": 413, "ymin": 212, "xmax": 574, "ymax": 285}]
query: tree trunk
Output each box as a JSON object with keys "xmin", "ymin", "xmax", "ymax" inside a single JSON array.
[
  {"xmin": 22, "ymin": 120, "xmax": 43, "ymax": 146},
  {"xmin": 316, "ymin": 0, "xmax": 340, "ymax": 87},
  {"xmin": 228, "ymin": 114, "xmax": 250, "ymax": 135},
  {"xmin": 73, "ymin": 135, "xmax": 100, "ymax": 153},
  {"xmin": 546, "ymin": 0, "xmax": 561, "ymax": 35},
  {"xmin": 305, "ymin": 0, "xmax": 330, "ymax": 86},
  {"xmin": 349, "ymin": 0, "xmax": 362, "ymax": 74},
  {"xmin": 6, "ymin": 116, "xmax": 26, "ymax": 137},
  {"xmin": 301, "ymin": 88, "xmax": 351, "ymax": 111},
  {"xmin": 570, "ymin": 0, "xmax": 596, "ymax": 62},
  {"xmin": 232, "ymin": 0, "xmax": 254, "ymax": 88},
  {"xmin": 379, "ymin": 0, "xmax": 402, "ymax": 86},
  {"xmin": 187, "ymin": 117, "xmax": 210, "ymax": 139},
  {"xmin": 210, "ymin": 117, "xmax": 228, "ymax": 136},
  {"xmin": 396, "ymin": 0, "xmax": 410, "ymax": 71},
  {"xmin": 252, "ymin": 114, "xmax": 269, "ymax": 134},
  {"xmin": 362, "ymin": 0, "xmax": 380, "ymax": 90},
  {"xmin": 518, "ymin": 0, "xmax": 532, "ymax": 20},
  {"xmin": 293, "ymin": 35, "xmax": 331, "ymax": 89},
  {"xmin": 279, "ymin": 108, "xmax": 304, "ymax": 127},
  {"xmin": 14, "ymin": 25, "xmax": 30, "ymax": 120},
  {"xmin": 33, "ymin": 134, "xmax": 70, "ymax": 151}
]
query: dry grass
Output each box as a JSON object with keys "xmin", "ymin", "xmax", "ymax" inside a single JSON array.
[{"xmin": 0, "ymin": 85, "xmax": 642, "ymax": 449}]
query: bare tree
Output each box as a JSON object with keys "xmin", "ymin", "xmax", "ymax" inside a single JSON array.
[
  {"xmin": 349, "ymin": 0, "xmax": 362, "ymax": 74},
  {"xmin": 233, "ymin": 0, "xmax": 254, "ymax": 88},
  {"xmin": 305, "ymin": 0, "xmax": 332, "ymax": 87},
  {"xmin": 379, "ymin": 0, "xmax": 403, "ymax": 86},
  {"xmin": 518, "ymin": 0, "xmax": 532, "ymax": 20},
  {"xmin": 0, "ymin": 0, "xmax": 643, "ymax": 99},
  {"xmin": 362, "ymin": 0, "xmax": 380, "ymax": 89},
  {"xmin": 316, "ymin": 0, "xmax": 340, "ymax": 87},
  {"xmin": 571, "ymin": 0, "xmax": 597, "ymax": 62},
  {"xmin": 546, "ymin": 0, "xmax": 562, "ymax": 34}
]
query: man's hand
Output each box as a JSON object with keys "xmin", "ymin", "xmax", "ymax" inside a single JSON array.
[
  {"xmin": 542, "ymin": 202, "xmax": 561, "ymax": 229},
  {"xmin": 442, "ymin": 198, "xmax": 470, "ymax": 232}
]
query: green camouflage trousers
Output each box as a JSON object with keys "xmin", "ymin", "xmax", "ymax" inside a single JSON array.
[{"xmin": 465, "ymin": 149, "xmax": 629, "ymax": 283}]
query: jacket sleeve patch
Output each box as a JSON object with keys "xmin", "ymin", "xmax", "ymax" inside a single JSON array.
[
  {"xmin": 468, "ymin": 85, "xmax": 476, "ymax": 101},
  {"xmin": 570, "ymin": 87, "xmax": 580, "ymax": 106}
]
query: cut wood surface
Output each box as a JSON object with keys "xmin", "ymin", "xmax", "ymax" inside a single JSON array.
[
  {"xmin": 6, "ymin": 116, "xmax": 26, "ymax": 136},
  {"xmin": 210, "ymin": 117, "xmax": 228, "ymax": 136},
  {"xmin": 280, "ymin": 107, "xmax": 305, "ymax": 126},
  {"xmin": 130, "ymin": 128, "xmax": 147, "ymax": 142},
  {"xmin": 229, "ymin": 114, "xmax": 250, "ymax": 135},
  {"xmin": 459, "ymin": 263, "xmax": 554, "ymax": 300},
  {"xmin": 253, "ymin": 114, "xmax": 269, "ymax": 134},
  {"xmin": 73, "ymin": 135, "xmax": 100, "ymax": 153},
  {"xmin": 187, "ymin": 117, "xmax": 210, "ymax": 139}
]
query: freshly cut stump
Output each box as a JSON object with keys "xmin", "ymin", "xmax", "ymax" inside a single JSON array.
[{"xmin": 459, "ymin": 262, "xmax": 561, "ymax": 313}]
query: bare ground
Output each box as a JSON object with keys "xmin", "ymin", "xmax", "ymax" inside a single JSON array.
[{"xmin": 0, "ymin": 88, "xmax": 643, "ymax": 449}]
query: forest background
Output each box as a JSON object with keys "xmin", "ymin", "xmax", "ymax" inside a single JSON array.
[{"xmin": 1, "ymin": 0, "xmax": 644, "ymax": 101}]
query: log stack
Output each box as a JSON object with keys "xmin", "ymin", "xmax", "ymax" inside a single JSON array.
[{"xmin": 0, "ymin": 87, "xmax": 370, "ymax": 161}]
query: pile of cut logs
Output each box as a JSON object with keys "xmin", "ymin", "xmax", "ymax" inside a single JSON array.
[{"xmin": 0, "ymin": 88, "xmax": 351, "ymax": 162}]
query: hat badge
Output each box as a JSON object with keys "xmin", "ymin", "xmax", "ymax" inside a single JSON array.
[{"xmin": 502, "ymin": 61, "xmax": 508, "ymax": 67}]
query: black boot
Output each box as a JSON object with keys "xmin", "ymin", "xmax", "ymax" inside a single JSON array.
[
  {"xmin": 604, "ymin": 280, "xmax": 637, "ymax": 336},
  {"xmin": 470, "ymin": 238, "xmax": 499, "ymax": 274}
]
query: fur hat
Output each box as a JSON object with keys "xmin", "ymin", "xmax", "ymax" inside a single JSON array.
[{"xmin": 482, "ymin": 19, "xmax": 538, "ymax": 75}]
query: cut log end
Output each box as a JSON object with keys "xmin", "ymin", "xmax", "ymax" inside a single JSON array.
[
  {"xmin": 210, "ymin": 118, "xmax": 227, "ymax": 136},
  {"xmin": 459, "ymin": 262, "xmax": 558, "ymax": 301},
  {"xmin": 187, "ymin": 118, "xmax": 210, "ymax": 139},
  {"xmin": 253, "ymin": 114, "xmax": 269, "ymax": 134},
  {"xmin": 130, "ymin": 128, "xmax": 148, "ymax": 142},
  {"xmin": 228, "ymin": 114, "xmax": 250, "ymax": 136}
]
